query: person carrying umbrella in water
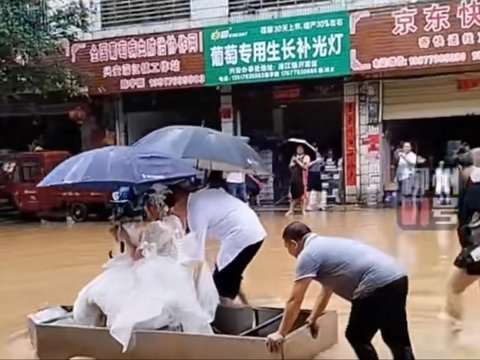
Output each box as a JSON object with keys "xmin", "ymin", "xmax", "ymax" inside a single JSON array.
[{"xmin": 132, "ymin": 125, "xmax": 270, "ymax": 305}]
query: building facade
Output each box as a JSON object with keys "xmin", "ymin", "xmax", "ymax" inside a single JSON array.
[
  {"xmin": 67, "ymin": 0, "xmax": 479, "ymax": 204},
  {"xmin": 351, "ymin": 0, "xmax": 480, "ymax": 203}
]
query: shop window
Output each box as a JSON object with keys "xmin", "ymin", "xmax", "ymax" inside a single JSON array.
[
  {"xmin": 229, "ymin": 0, "xmax": 328, "ymax": 14},
  {"xmin": 100, "ymin": 0, "xmax": 190, "ymax": 29}
]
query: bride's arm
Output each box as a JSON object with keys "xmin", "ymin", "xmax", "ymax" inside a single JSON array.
[
  {"xmin": 73, "ymin": 282, "xmax": 104, "ymax": 326},
  {"xmin": 73, "ymin": 262, "xmax": 126, "ymax": 327}
]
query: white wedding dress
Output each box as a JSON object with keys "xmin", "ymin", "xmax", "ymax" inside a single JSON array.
[{"xmin": 73, "ymin": 217, "xmax": 219, "ymax": 352}]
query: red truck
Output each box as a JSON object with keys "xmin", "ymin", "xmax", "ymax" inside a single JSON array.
[
  {"xmin": 5, "ymin": 151, "xmax": 110, "ymax": 222},
  {"xmin": 0, "ymin": 150, "xmax": 15, "ymax": 206}
]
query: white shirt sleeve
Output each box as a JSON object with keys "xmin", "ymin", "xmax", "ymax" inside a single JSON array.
[{"xmin": 185, "ymin": 195, "xmax": 208, "ymax": 262}]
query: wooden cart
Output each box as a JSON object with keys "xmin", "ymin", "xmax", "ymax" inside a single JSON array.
[{"xmin": 27, "ymin": 305, "xmax": 338, "ymax": 359}]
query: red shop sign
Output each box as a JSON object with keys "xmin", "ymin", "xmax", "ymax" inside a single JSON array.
[
  {"xmin": 350, "ymin": 0, "xmax": 480, "ymax": 74},
  {"xmin": 66, "ymin": 29, "xmax": 206, "ymax": 94},
  {"xmin": 343, "ymin": 101, "xmax": 357, "ymax": 187}
]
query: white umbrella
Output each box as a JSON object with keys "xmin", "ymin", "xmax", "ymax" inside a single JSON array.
[{"xmin": 285, "ymin": 138, "xmax": 317, "ymax": 160}]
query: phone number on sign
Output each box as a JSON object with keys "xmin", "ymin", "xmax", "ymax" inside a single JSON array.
[
  {"xmin": 119, "ymin": 75, "xmax": 205, "ymax": 90},
  {"xmin": 372, "ymin": 52, "xmax": 469, "ymax": 69}
]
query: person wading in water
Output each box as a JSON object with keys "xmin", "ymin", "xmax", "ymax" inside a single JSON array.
[{"xmin": 267, "ymin": 221, "xmax": 414, "ymax": 360}]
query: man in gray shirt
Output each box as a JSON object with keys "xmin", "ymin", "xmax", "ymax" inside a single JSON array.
[{"xmin": 266, "ymin": 221, "xmax": 414, "ymax": 360}]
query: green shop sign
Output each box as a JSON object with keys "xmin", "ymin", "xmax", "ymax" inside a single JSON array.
[{"xmin": 203, "ymin": 12, "xmax": 350, "ymax": 86}]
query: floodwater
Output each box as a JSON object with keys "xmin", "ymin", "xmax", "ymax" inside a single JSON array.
[{"xmin": 2, "ymin": 209, "xmax": 480, "ymax": 359}]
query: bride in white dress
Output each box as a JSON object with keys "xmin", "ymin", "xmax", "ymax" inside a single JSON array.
[{"xmin": 73, "ymin": 186, "xmax": 219, "ymax": 352}]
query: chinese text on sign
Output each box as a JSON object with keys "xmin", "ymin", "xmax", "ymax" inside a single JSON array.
[
  {"xmin": 69, "ymin": 30, "xmax": 205, "ymax": 93},
  {"xmin": 203, "ymin": 12, "xmax": 350, "ymax": 85},
  {"xmin": 352, "ymin": 0, "xmax": 480, "ymax": 72}
]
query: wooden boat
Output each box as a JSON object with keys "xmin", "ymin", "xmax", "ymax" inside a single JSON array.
[{"xmin": 27, "ymin": 305, "xmax": 338, "ymax": 359}]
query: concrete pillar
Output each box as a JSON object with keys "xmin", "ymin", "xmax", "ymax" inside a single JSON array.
[
  {"xmin": 343, "ymin": 81, "xmax": 383, "ymax": 205},
  {"xmin": 272, "ymin": 108, "xmax": 284, "ymax": 138},
  {"xmin": 343, "ymin": 82, "xmax": 358, "ymax": 204},
  {"xmin": 219, "ymin": 85, "xmax": 235, "ymax": 135},
  {"xmin": 112, "ymin": 96, "xmax": 127, "ymax": 145},
  {"xmin": 357, "ymin": 81, "xmax": 382, "ymax": 205}
]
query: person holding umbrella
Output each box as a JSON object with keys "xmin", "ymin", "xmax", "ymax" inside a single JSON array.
[
  {"xmin": 132, "ymin": 126, "xmax": 270, "ymax": 304},
  {"xmin": 286, "ymin": 144, "xmax": 311, "ymax": 216}
]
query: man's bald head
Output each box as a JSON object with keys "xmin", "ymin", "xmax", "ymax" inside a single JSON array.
[
  {"xmin": 457, "ymin": 148, "xmax": 474, "ymax": 167},
  {"xmin": 458, "ymin": 147, "xmax": 480, "ymax": 181}
]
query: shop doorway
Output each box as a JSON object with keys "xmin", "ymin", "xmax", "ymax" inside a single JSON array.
[
  {"xmin": 0, "ymin": 115, "xmax": 82, "ymax": 154},
  {"xmin": 237, "ymin": 82, "xmax": 343, "ymax": 154},
  {"xmin": 282, "ymin": 100, "xmax": 343, "ymax": 156},
  {"xmin": 123, "ymin": 88, "xmax": 221, "ymax": 144},
  {"xmin": 234, "ymin": 80, "xmax": 344, "ymax": 205},
  {"xmin": 383, "ymin": 115, "xmax": 480, "ymax": 184}
]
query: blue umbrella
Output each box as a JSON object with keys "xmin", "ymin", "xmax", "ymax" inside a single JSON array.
[
  {"xmin": 133, "ymin": 125, "xmax": 269, "ymax": 175},
  {"xmin": 37, "ymin": 146, "xmax": 197, "ymax": 190}
]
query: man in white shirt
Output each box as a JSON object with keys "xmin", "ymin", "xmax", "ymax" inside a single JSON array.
[
  {"xmin": 170, "ymin": 185, "xmax": 267, "ymax": 305},
  {"xmin": 396, "ymin": 142, "xmax": 417, "ymax": 203},
  {"xmin": 225, "ymin": 171, "xmax": 247, "ymax": 202}
]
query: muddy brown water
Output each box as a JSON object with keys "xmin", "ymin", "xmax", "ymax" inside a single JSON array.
[{"xmin": 1, "ymin": 210, "xmax": 480, "ymax": 359}]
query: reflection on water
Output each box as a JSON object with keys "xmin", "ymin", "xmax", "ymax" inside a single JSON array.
[{"xmin": 2, "ymin": 210, "xmax": 480, "ymax": 359}]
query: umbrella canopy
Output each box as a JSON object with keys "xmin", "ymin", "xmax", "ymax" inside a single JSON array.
[
  {"xmin": 37, "ymin": 146, "xmax": 197, "ymax": 190},
  {"xmin": 133, "ymin": 125, "xmax": 269, "ymax": 175},
  {"xmin": 282, "ymin": 138, "xmax": 317, "ymax": 160}
]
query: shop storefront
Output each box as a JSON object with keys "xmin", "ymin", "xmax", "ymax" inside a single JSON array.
[
  {"xmin": 383, "ymin": 75, "xmax": 480, "ymax": 160},
  {"xmin": 0, "ymin": 101, "xmax": 87, "ymax": 154},
  {"xmin": 67, "ymin": 28, "xmax": 220, "ymax": 145},
  {"xmin": 202, "ymin": 12, "xmax": 351, "ymax": 204},
  {"xmin": 350, "ymin": 0, "xmax": 480, "ymax": 202}
]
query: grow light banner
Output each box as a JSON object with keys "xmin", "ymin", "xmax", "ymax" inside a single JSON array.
[{"xmin": 203, "ymin": 12, "xmax": 351, "ymax": 86}]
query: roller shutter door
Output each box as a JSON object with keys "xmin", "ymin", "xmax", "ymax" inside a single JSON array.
[{"xmin": 383, "ymin": 74, "xmax": 480, "ymax": 120}]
